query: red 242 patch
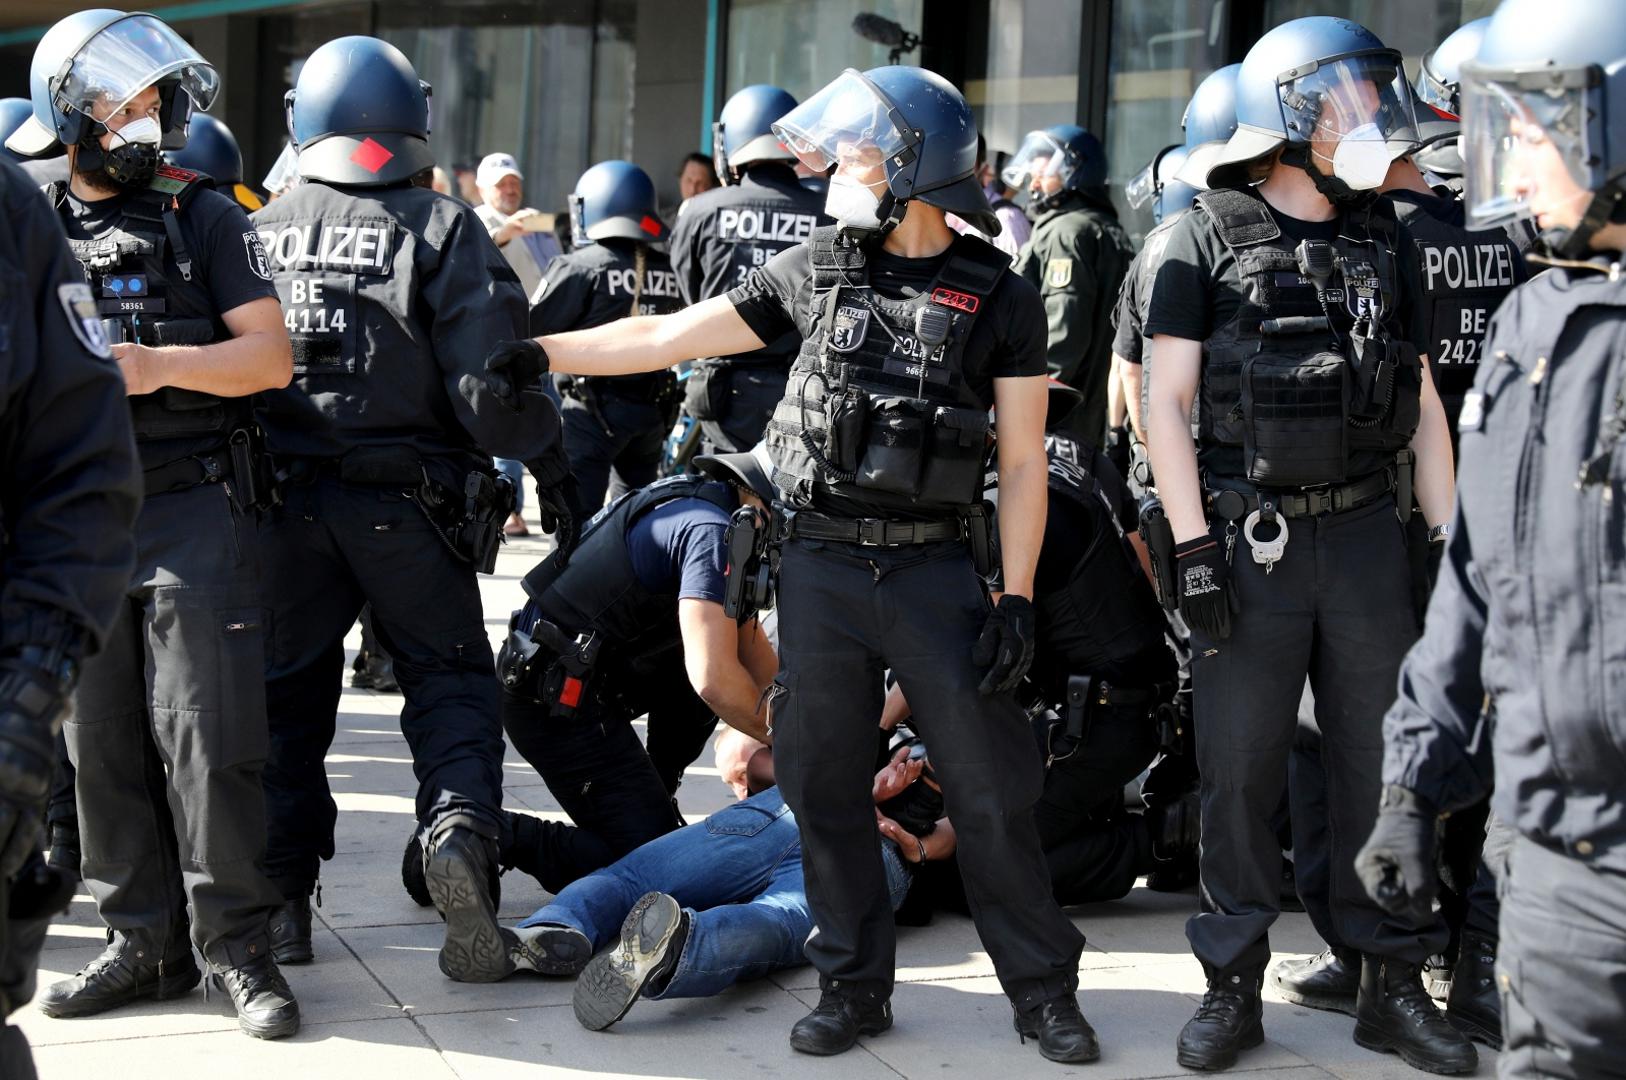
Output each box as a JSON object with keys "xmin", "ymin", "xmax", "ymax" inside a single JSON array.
[{"xmin": 931, "ymin": 287, "xmax": 978, "ymax": 313}]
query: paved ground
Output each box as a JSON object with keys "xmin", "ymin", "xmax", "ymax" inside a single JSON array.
[{"xmin": 15, "ymin": 503, "xmax": 1499, "ymax": 1080}]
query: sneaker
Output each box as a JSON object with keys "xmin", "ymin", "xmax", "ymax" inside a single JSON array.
[
  {"xmin": 208, "ymin": 955, "xmax": 300, "ymax": 1040},
  {"xmin": 39, "ymin": 934, "xmax": 201, "ymax": 1018},
  {"xmin": 788, "ymin": 983, "xmax": 893, "ymax": 1056},
  {"xmin": 510, "ymin": 924, "xmax": 593, "ymax": 977},
  {"xmin": 573, "ymin": 892, "xmax": 687, "ymax": 1031},
  {"xmin": 1176, "ymin": 971, "xmax": 1265, "ymax": 1071}
]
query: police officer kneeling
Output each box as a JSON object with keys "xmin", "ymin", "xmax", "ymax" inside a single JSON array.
[
  {"xmin": 670, "ymin": 85, "xmax": 829, "ymax": 455},
  {"xmin": 1143, "ymin": 16, "xmax": 1472, "ymax": 1074},
  {"xmin": 486, "ymin": 66, "xmax": 1097, "ymax": 1065},
  {"xmin": 1357, "ymin": 3, "xmax": 1626, "ymax": 1075},
  {"xmin": 0, "ymin": 154, "xmax": 142, "ymax": 1080},
  {"xmin": 250, "ymin": 37, "xmax": 574, "ymax": 981},
  {"xmin": 7, "ymin": 10, "xmax": 302, "ymax": 1038}
]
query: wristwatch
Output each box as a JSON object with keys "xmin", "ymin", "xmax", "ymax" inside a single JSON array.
[{"xmin": 1427, "ymin": 523, "xmax": 1450, "ymax": 544}]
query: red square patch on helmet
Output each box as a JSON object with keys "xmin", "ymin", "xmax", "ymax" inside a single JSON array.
[
  {"xmin": 350, "ymin": 137, "xmax": 395, "ymax": 175},
  {"xmin": 640, "ymin": 214, "xmax": 663, "ymax": 236},
  {"xmin": 931, "ymin": 287, "xmax": 979, "ymax": 314}
]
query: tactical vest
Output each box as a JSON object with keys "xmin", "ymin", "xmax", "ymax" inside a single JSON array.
[
  {"xmin": 765, "ymin": 227, "xmax": 1010, "ymax": 515},
  {"xmin": 1387, "ymin": 192, "xmax": 1521, "ymax": 430},
  {"xmin": 53, "ymin": 166, "xmax": 244, "ymax": 443},
  {"xmin": 1031, "ymin": 433, "xmax": 1168, "ymax": 685},
  {"xmin": 1195, "ymin": 187, "xmax": 1422, "ymax": 487},
  {"xmin": 521, "ymin": 474, "xmax": 735, "ymax": 665}
]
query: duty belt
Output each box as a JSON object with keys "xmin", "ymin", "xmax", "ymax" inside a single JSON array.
[
  {"xmin": 784, "ymin": 512, "xmax": 963, "ymax": 547},
  {"xmin": 1205, "ymin": 469, "xmax": 1394, "ymax": 522},
  {"xmin": 143, "ymin": 450, "xmax": 232, "ymax": 497}
]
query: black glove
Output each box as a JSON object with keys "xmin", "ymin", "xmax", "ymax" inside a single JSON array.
[
  {"xmin": 1106, "ymin": 425, "xmax": 1131, "ymax": 480},
  {"xmin": 483, "ymin": 339, "xmax": 551, "ymax": 411},
  {"xmin": 972, "ymin": 594, "xmax": 1036, "ymax": 695},
  {"xmin": 0, "ymin": 649, "xmax": 73, "ymax": 880},
  {"xmin": 1355, "ymin": 785, "xmax": 1441, "ymax": 924},
  {"xmin": 533, "ymin": 475, "xmax": 581, "ymax": 562},
  {"xmin": 1173, "ymin": 535, "xmax": 1236, "ymax": 641}
]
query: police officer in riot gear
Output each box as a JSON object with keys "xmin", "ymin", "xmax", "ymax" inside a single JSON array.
[
  {"xmin": 250, "ymin": 35, "xmax": 574, "ymax": 983},
  {"xmin": 1008, "ymin": 123, "xmax": 1134, "ymax": 443},
  {"xmin": 437, "ymin": 446, "xmax": 781, "ymax": 927},
  {"xmin": 486, "ymin": 64, "xmax": 1098, "ymax": 1066},
  {"xmin": 1357, "ymin": 2, "xmax": 1626, "ymax": 1073},
  {"xmin": 167, "ymin": 112, "xmax": 262, "ymax": 212},
  {"xmin": 7, "ymin": 9, "xmax": 303, "ymax": 1039},
  {"xmin": 0, "ymin": 155, "xmax": 142, "ymax": 1080},
  {"xmin": 1411, "ymin": 19, "xmax": 1490, "ymax": 187},
  {"xmin": 1143, "ymin": 17, "xmax": 1473, "ymax": 1073},
  {"xmin": 536, "ymin": 161, "xmax": 683, "ymax": 511},
  {"xmin": 670, "ymin": 85, "xmax": 829, "ymax": 455},
  {"xmin": 1113, "ymin": 64, "xmax": 1240, "ymax": 450}
]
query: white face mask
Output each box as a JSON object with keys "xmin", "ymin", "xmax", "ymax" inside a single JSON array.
[
  {"xmin": 824, "ymin": 173, "xmax": 884, "ymax": 230},
  {"xmin": 1330, "ymin": 123, "xmax": 1391, "ymax": 191},
  {"xmin": 110, "ymin": 116, "xmax": 162, "ymax": 148}
]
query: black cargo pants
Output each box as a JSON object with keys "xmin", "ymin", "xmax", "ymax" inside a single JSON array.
[
  {"xmin": 258, "ymin": 474, "xmax": 506, "ymax": 899},
  {"xmin": 772, "ymin": 537, "xmax": 1084, "ymax": 1010},
  {"xmin": 1186, "ymin": 496, "xmax": 1446, "ymax": 977},
  {"xmin": 66, "ymin": 481, "xmax": 282, "ymax": 970}
]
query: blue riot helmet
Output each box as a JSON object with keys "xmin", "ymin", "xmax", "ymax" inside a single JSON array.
[
  {"xmin": 286, "ymin": 36, "xmax": 433, "ymax": 186},
  {"xmin": 1460, "ymin": 0, "xmax": 1626, "ymax": 258},
  {"xmin": 773, "ymin": 66, "xmax": 997, "ymax": 240},
  {"xmin": 1173, "ymin": 64, "xmax": 1240, "ymax": 188},
  {"xmin": 0, "ymin": 98, "xmax": 35, "ymax": 163},
  {"xmin": 1126, "ymin": 144, "xmax": 1199, "ymax": 224},
  {"xmin": 568, "ymin": 160, "xmax": 667, "ymax": 247},
  {"xmin": 1408, "ymin": 19, "xmax": 1490, "ymax": 179},
  {"xmin": 1203, "ymin": 17, "xmax": 1419, "ymax": 204},
  {"xmin": 713, "ymin": 84, "xmax": 798, "ymax": 185},
  {"xmin": 1001, "ymin": 124, "xmax": 1108, "ymax": 212},
  {"xmin": 5, "ymin": 9, "xmax": 218, "ymax": 180},
  {"xmin": 168, "ymin": 112, "xmax": 241, "ymax": 184}
]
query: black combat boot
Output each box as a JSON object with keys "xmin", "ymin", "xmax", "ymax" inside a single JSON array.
[
  {"xmin": 38, "ymin": 932, "xmax": 201, "ymax": 1018},
  {"xmin": 268, "ymin": 894, "xmax": 313, "ymax": 965},
  {"xmin": 788, "ymin": 980, "xmax": 893, "ymax": 1055},
  {"xmin": 45, "ymin": 822, "xmax": 80, "ymax": 882},
  {"xmin": 1270, "ymin": 947, "xmax": 1360, "ymax": 1016},
  {"xmin": 1176, "ymin": 969, "xmax": 1264, "ymax": 1071},
  {"xmin": 1014, "ymin": 993, "xmax": 1100, "ymax": 1063},
  {"xmin": 208, "ymin": 954, "xmax": 300, "ymax": 1040},
  {"xmin": 403, "ymin": 829, "xmax": 500, "ymax": 909},
  {"xmin": 1354, "ymin": 955, "xmax": 1478, "ymax": 1074},
  {"xmin": 1445, "ymin": 931, "xmax": 1501, "ymax": 1049},
  {"xmin": 424, "ymin": 818, "xmax": 513, "ymax": 983}
]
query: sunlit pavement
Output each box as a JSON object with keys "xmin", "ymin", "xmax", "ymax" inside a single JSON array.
[{"xmin": 18, "ymin": 488, "xmax": 1499, "ymax": 1080}]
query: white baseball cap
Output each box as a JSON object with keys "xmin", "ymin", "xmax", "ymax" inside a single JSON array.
[{"xmin": 476, "ymin": 152, "xmax": 523, "ymax": 188}]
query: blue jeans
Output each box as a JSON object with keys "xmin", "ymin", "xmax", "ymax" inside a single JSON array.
[
  {"xmin": 520, "ymin": 788, "xmax": 912, "ymax": 999},
  {"xmin": 494, "ymin": 458, "xmax": 525, "ymax": 513}
]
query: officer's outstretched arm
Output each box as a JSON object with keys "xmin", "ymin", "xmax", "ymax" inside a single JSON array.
[
  {"xmin": 1411, "ymin": 354, "xmax": 1456, "ymax": 529},
  {"xmin": 1145, "ymin": 335, "xmax": 1207, "ymax": 543},
  {"xmin": 541, "ymin": 295, "xmax": 768, "ymax": 377},
  {"xmin": 678, "ymin": 597, "xmax": 772, "ymax": 743},
  {"xmin": 111, "ymin": 296, "xmax": 293, "ymax": 398},
  {"xmin": 992, "ymin": 374, "xmax": 1049, "ymax": 600}
]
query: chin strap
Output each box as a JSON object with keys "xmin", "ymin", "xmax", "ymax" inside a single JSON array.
[
  {"xmin": 839, "ymin": 190, "xmax": 910, "ymax": 246},
  {"xmin": 1280, "ymin": 145, "xmax": 1374, "ymax": 211},
  {"xmin": 1546, "ymin": 185, "xmax": 1626, "ymax": 261}
]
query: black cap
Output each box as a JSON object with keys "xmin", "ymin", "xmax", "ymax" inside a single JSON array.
[{"xmin": 692, "ymin": 442, "xmax": 777, "ymax": 503}]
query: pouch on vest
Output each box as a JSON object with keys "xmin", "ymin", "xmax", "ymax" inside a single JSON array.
[
  {"xmin": 858, "ymin": 397, "xmax": 928, "ymax": 496},
  {"xmin": 919, "ymin": 405, "xmax": 991, "ymax": 506},
  {"xmin": 1348, "ymin": 329, "xmax": 1422, "ymax": 451},
  {"xmin": 1241, "ymin": 346, "xmax": 1350, "ymax": 487}
]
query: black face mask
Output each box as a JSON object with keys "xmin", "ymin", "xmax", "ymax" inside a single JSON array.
[{"xmin": 102, "ymin": 141, "xmax": 159, "ymax": 188}]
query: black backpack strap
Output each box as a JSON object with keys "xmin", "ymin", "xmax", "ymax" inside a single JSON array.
[
  {"xmin": 1195, "ymin": 187, "xmax": 1281, "ymax": 250},
  {"xmin": 933, "ymin": 232, "xmax": 1009, "ymax": 312}
]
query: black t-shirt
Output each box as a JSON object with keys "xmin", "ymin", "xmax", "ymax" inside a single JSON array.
[
  {"xmin": 1110, "ymin": 248, "xmax": 1146, "ymax": 364},
  {"xmin": 61, "ymin": 184, "xmax": 277, "ymax": 318},
  {"xmin": 727, "ymin": 241, "xmax": 1048, "ymax": 407}
]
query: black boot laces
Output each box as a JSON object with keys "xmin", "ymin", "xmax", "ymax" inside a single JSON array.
[{"xmin": 1195, "ymin": 981, "xmax": 1251, "ymax": 1026}]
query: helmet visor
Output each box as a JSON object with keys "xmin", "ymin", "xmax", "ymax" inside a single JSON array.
[
  {"xmin": 771, "ymin": 70, "xmax": 910, "ymax": 177},
  {"xmin": 1460, "ymin": 66, "xmax": 1602, "ymax": 230},
  {"xmin": 1125, "ymin": 158, "xmax": 1158, "ymax": 209},
  {"xmin": 56, "ymin": 14, "xmax": 219, "ymax": 122},
  {"xmin": 1277, "ymin": 52, "xmax": 1416, "ymax": 149},
  {"xmin": 1415, "ymin": 56, "xmax": 1461, "ymax": 120},
  {"xmin": 1000, "ymin": 130, "xmax": 1068, "ymax": 190},
  {"xmin": 262, "ymin": 141, "xmax": 299, "ymax": 194}
]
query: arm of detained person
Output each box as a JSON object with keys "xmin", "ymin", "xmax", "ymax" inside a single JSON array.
[
  {"xmin": 427, "ymin": 208, "xmax": 573, "ymax": 500},
  {"xmin": 112, "ymin": 197, "xmax": 292, "ymax": 398},
  {"xmin": 679, "ymin": 601, "xmax": 774, "ymax": 743}
]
